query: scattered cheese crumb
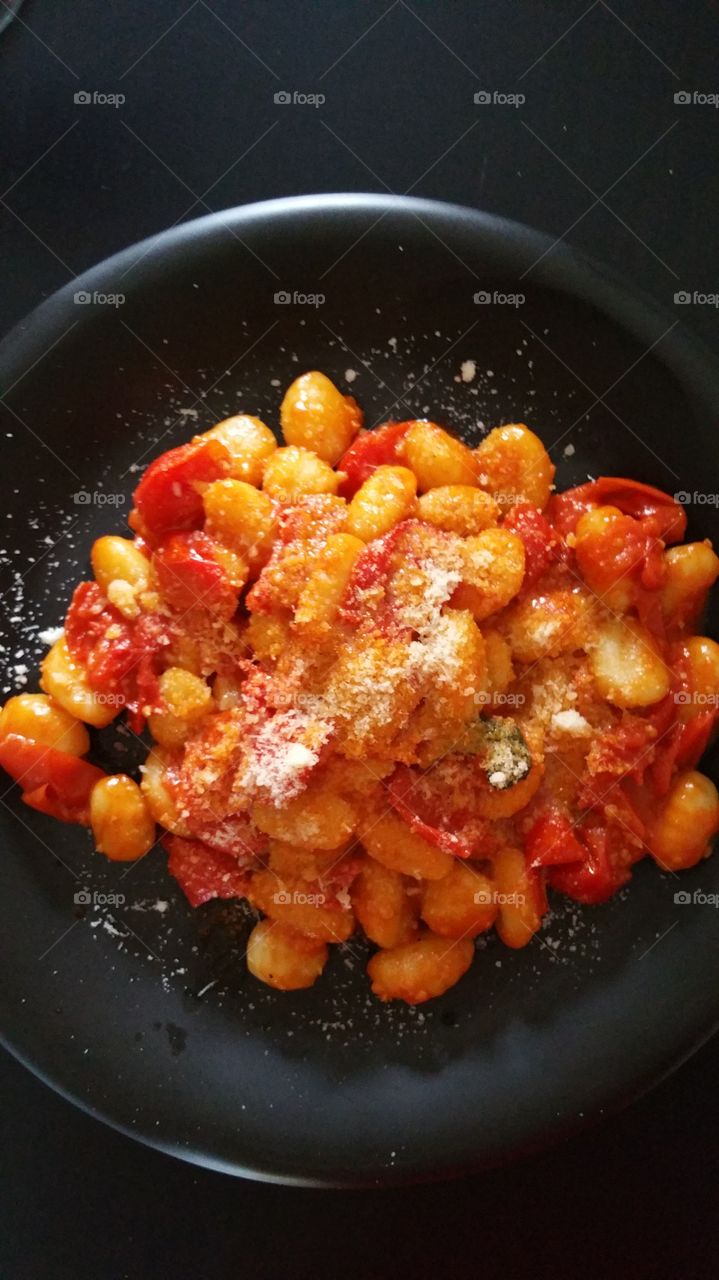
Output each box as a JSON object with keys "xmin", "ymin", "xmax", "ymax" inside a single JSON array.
[
  {"xmin": 551, "ymin": 709, "xmax": 591, "ymax": 736},
  {"xmin": 38, "ymin": 626, "xmax": 63, "ymax": 645},
  {"xmin": 284, "ymin": 743, "xmax": 317, "ymax": 769}
]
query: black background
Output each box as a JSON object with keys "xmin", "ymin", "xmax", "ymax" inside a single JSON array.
[{"xmin": 1, "ymin": 2, "xmax": 718, "ymax": 1277}]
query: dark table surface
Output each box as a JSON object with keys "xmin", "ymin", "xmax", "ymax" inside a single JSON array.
[{"xmin": 1, "ymin": 3, "xmax": 718, "ymax": 1277}]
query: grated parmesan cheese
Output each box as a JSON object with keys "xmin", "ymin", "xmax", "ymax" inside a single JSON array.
[
  {"xmin": 238, "ymin": 710, "xmax": 332, "ymax": 806},
  {"xmin": 551, "ymin": 709, "xmax": 591, "ymax": 736},
  {"xmin": 38, "ymin": 625, "xmax": 63, "ymax": 645}
]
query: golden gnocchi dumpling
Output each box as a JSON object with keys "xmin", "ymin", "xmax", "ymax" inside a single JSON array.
[
  {"xmin": 268, "ymin": 839, "xmax": 344, "ymax": 882},
  {"xmin": 280, "ymin": 370, "xmax": 362, "ymax": 465},
  {"xmin": 574, "ymin": 506, "xmax": 636, "ymax": 612},
  {"xmin": 244, "ymin": 613, "xmax": 291, "ymax": 662},
  {"xmin": 367, "ymin": 932, "xmax": 474, "ymax": 1003},
  {"xmin": 324, "ymin": 635, "xmax": 422, "ymax": 758},
  {"xmin": 0, "ymin": 693, "xmax": 89, "ymax": 756},
  {"xmin": 492, "ymin": 846, "xmax": 545, "ymax": 948},
  {"xmin": 248, "ymin": 869, "xmax": 355, "ymax": 942},
  {"xmin": 147, "ymin": 667, "xmax": 213, "ymax": 750},
  {"xmin": 413, "ymin": 608, "xmax": 487, "ymax": 725},
  {"xmin": 203, "ymin": 479, "xmax": 275, "ymax": 573},
  {"xmin": 201, "ymin": 415, "xmax": 277, "ymax": 486},
  {"xmin": 90, "ymin": 774, "xmax": 156, "ymax": 862},
  {"xmin": 351, "ymin": 859, "xmax": 418, "ymax": 949},
  {"xmin": 247, "ymin": 919, "xmax": 329, "ymax": 990},
  {"xmin": 452, "ymin": 528, "xmax": 525, "ymax": 621},
  {"xmin": 417, "ymin": 484, "xmax": 498, "ymax": 535},
  {"xmin": 481, "ymin": 628, "xmax": 514, "ymax": 701},
  {"xmin": 293, "ymin": 532, "xmax": 365, "ymax": 638},
  {"xmin": 589, "ymin": 616, "xmax": 670, "ymax": 708},
  {"xmin": 420, "ymin": 863, "xmax": 497, "ymax": 938},
  {"xmin": 675, "ymin": 636, "xmax": 719, "ymax": 721},
  {"xmin": 262, "ymin": 446, "xmax": 339, "ymax": 500},
  {"xmin": 251, "ymin": 787, "xmax": 357, "ymax": 851},
  {"xmin": 40, "ymin": 635, "xmax": 117, "ymax": 729},
  {"xmin": 345, "ymin": 465, "xmax": 416, "ymax": 541},
  {"xmin": 475, "ymin": 423, "xmax": 554, "ymax": 511},
  {"xmin": 502, "ymin": 590, "xmax": 593, "ymax": 663},
  {"xmin": 399, "ymin": 420, "xmax": 478, "ymax": 491},
  {"xmin": 360, "ymin": 810, "xmax": 454, "ymax": 881},
  {"xmin": 91, "ymin": 536, "xmax": 152, "ymax": 618},
  {"xmin": 646, "ymin": 771, "xmax": 719, "ymax": 871},
  {"xmin": 140, "ymin": 748, "xmax": 191, "ymax": 836},
  {"xmin": 661, "ymin": 541, "xmax": 719, "ymax": 630}
]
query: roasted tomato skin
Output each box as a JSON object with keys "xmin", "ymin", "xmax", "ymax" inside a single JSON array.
[
  {"xmin": 548, "ymin": 476, "xmax": 686, "ymax": 545},
  {"xmin": 0, "ymin": 733, "xmax": 105, "ymax": 824},
  {"xmin": 153, "ymin": 531, "xmax": 238, "ymax": 616},
  {"xmin": 504, "ymin": 502, "xmax": 563, "ymax": 586},
  {"xmin": 164, "ymin": 834, "xmax": 254, "ymax": 907},
  {"xmin": 547, "ymin": 827, "xmax": 630, "ymax": 904},
  {"xmin": 337, "ymin": 421, "xmax": 411, "ymax": 497},
  {"xmin": 64, "ymin": 581, "xmax": 169, "ymax": 731},
  {"xmin": 65, "ymin": 581, "xmax": 137, "ymax": 692},
  {"xmin": 132, "ymin": 438, "xmax": 231, "ymax": 538},
  {"xmin": 648, "ymin": 709, "xmax": 718, "ymax": 796},
  {"xmin": 546, "ymin": 482, "xmax": 598, "ymax": 539},
  {"xmin": 524, "ymin": 810, "xmax": 585, "ymax": 868},
  {"xmin": 387, "ymin": 763, "xmax": 475, "ymax": 859},
  {"xmin": 593, "ymin": 477, "xmax": 687, "ymax": 543}
]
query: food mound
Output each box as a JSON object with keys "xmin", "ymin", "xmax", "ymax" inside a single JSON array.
[{"xmin": 2, "ymin": 370, "xmax": 719, "ymax": 1004}]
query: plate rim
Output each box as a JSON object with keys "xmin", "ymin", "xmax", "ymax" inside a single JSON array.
[{"xmin": 1, "ymin": 191, "xmax": 718, "ymax": 1186}]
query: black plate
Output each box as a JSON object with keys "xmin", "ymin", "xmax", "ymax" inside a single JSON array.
[{"xmin": 1, "ymin": 194, "xmax": 718, "ymax": 1186}]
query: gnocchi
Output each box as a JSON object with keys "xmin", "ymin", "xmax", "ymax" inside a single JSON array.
[
  {"xmin": 367, "ymin": 932, "xmax": 475, "ymax": 1003},
  {"xmin": 345, "ymin": 465, "xmax": 416, "ymax": 541},
  {"xmin": 399, "ymin": 420, "xmax": 478, "ymax": 491},
  {"xmin": 475, "ymin": 423, "xmax": 554, "ymax": 511},
  {"xmin": 90, "ymin": 774, "xmax": 156, "ymax": 862},
  {"xmin": 247, "ymin": 919, "xmax": 329, "ymax": 990},
  {"xmin": 200, "ymin": 414, "xmax": 277, "ymax": 486},
  {"xmin": 280, "ymin": 371, "xmax": 361, "ymax": 465},
  {"xmin": 2, "ymin": 376, "xmax": 716, "ymax": 1006}
]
